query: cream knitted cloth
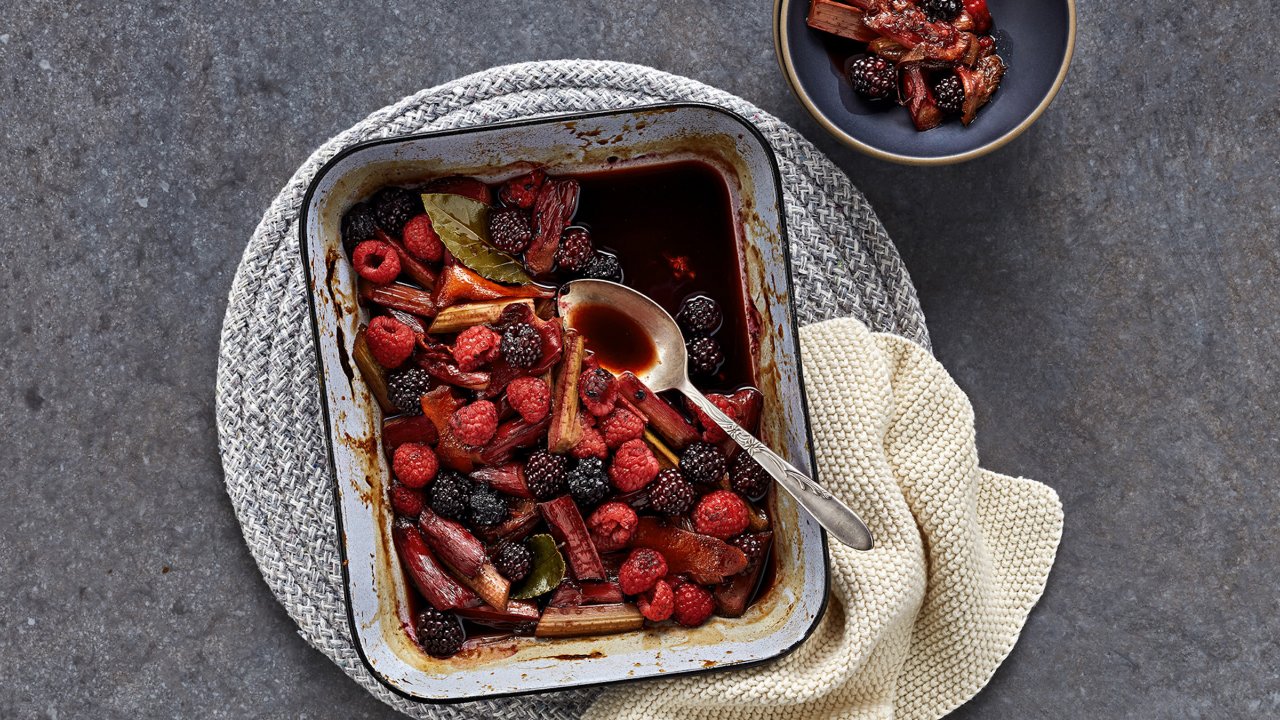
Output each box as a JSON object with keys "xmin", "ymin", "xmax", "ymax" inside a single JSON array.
[{"xmin": 586, "ymin": 317, "xmax": 1064, "ymax": 720}]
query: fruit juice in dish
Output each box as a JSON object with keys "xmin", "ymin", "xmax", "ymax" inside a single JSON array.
[
  {"xmin": 341, "ymin": 161, "xmax": 778, "ymax": 660},
  {"xmin": 573, "ymin": 161, "xmax": 756, "ymax": 391}
]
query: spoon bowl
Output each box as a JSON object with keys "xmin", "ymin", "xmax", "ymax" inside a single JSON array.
[{"xmin": 559, "ymin": 279, "xmax": 874, "ymax": 550}]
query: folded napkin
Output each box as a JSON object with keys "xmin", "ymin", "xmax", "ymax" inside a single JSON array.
[{"xmin": 585, "ymin": 317, "xmax": 1064, "ymax": 720}]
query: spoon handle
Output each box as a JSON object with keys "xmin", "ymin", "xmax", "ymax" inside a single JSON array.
[{"xmin": 679, "ymin": 384, "xmax": 874, "ymax": 550}]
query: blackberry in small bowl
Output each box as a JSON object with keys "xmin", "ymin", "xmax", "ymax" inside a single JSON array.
[
  {"xmin": 848, "ymin": 56, "xmax": 897, "ymax": 101},
  {"xmin": 934, "ymin": 75, "xmax": 965, "ymax": 115}
]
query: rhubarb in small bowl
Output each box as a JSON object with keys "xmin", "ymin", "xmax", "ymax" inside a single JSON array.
[{"xmin": 775, "ymin": 0, "xmax": 1076, "ymax": 164}]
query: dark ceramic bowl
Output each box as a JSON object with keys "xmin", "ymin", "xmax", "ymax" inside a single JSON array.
[{"xmin": 774, "ymin": 0, "xmax": 1076, "ymax": 165}]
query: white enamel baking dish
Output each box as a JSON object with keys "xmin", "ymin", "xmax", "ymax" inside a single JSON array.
[{"xmin": 298, "ymin": 103, "xmax": 829, "ymax": 702}]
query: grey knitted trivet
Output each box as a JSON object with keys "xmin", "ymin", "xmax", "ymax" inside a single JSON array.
[{"xmin": 215, "ymin": 60, "xmax": 929, "ymax": 720}]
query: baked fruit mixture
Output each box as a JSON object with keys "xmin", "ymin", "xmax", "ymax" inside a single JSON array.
[
  {"xmin": 342, "ymin": 169, "xmax": 776, "ymax": 658},
  {"xmin": 808, "ymin": 0, "xmax": 1007, "ymax": 130}
]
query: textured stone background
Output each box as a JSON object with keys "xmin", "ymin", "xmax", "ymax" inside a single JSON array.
[{"xmin": 2, "ymin": 1, "xmax": 1278, "ymax": 717}]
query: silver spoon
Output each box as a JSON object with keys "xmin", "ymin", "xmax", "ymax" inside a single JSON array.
[{"xmin": 558, "ymin": 279, "xmax": 874, "ymax": 550}]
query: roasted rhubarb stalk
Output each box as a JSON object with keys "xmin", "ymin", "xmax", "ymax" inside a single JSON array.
[
  {"xmin": 713, "ymin": 531, "xmax": 772, "ymax": 618},
  {"xmin": 383, "ymin": 415, "xmax": 439, "ymax": 450},
  {"xmin": 481, "ymin": 417, "xmax": 551, "ymax": 465},
  {"xmin": 644, "ymin": 430, "xmax": 679, "ymax": 470},
  {"xmin": 433, "ymin": 263, "xmax": 554, "ymax": 307},
  {"xmin": 470, "ymin": 463, "xmax": 532, "ymax": 498},
  {"xmin": 525, "ymin": 178, "xmax": 580, "ymax": 276},
  {"xmin": 419, "ymin": 509, "xmax": 510, "ymax": 609},
  {"xmin": 630, "ymin": 517, "xmax": 747, "ymax": 585},
  {"xmin": 360, "ymin": 281, "xmax": 436, "ymax": 318},
  {"xmin": 475, "ymin": 498, "xmax": 540, "ymax": 546},
  {"xmin": 807, "ymin": 0, "xmax": 878, "ymax": 42},
  {"xmin": 549, "ymin": 580, "xmax": 626, "ymax": 607},
  {"xmin": 538, "ymin": 495, "xmax": 606, "ymax": 581},
  {"xmin": 616, "ymin": 372, "xmax": 699, "ymax": 449},
  {"xmin": 353, "ymin": 327, "xmax": 395, "ymax": 413},
  {"xmin": 901, "ymin": 65, "xmax": 943, "ymax": 131},
  {"xmin": 955, "ymin": 54, "xmax": 1006, "ymax": 125},
  {"xmin": 456, "ymin": 599, "xmax": 540, "ymax": 634},
  {"xmin": 535, "ymin": 604, "xmax": 644, "ymax": 638},
  {"xmin": 422, "ymin": 175, "xmax": 492, "ymax": 205},
  {"xmin": 392, "ymin": 519, "xmax": 479, "ymax": 611},
  {"xmin": 548, "ymin": 329, "xmax": 585, "ymax": 452},
  {"xmin": 428, "ymin": 299, "xmax": 535, "ymax": 334}
]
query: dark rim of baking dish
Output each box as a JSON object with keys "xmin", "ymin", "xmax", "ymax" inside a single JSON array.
[
  {"xmin": 297, "ymin": 101, "xmax": 832, "ymax": 704},
  {"xmin": 772, "ymin": 0, "xmax": 1077, "ymax": 165}
]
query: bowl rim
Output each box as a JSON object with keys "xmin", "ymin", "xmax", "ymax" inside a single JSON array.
[
  {"xmin": 773, "ymin": 0, "xmax": 1077, "ymax": 165},
  {"xmin": 296, "ymin": 102, "xmax": 833, "ymax": 703}
]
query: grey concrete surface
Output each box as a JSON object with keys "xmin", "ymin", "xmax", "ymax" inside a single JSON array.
[{"xmin": 2, "ymin": 1, "xmax": 1277, "ymax": 717}]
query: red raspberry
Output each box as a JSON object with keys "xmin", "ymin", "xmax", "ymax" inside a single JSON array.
[
  {"xmin": 570, "ymin": 423, "xmax": 609, "ymax": 460},
  {"xmin": 691, "ymin": 394, "xmax": 740, "ymax": 443},
  {"xmin": 599, "ymin": 407, "xmax": 645, "ymax": 449},
  {"xmin": 392, "ymin": 442, "xmax": 438, "ymax": 488},
  {"xmin": 692, "ymin": 490, "xmax": 750, "ymax": 540},
  {"xmin": 608, "ymin": 439, "xmax": 660, "ymax": 493},
  {"xmin": 579, "ymin": 368, "xmax": 618, "ymax": 417},
  {"xmin": 619, "ymin": 548, "xmax": 668, "ymax": 595},
  {"xmin": 366, "ymin": 316, "xmax": 416, "ymax": 368},
  {"xmin": 637, "ymin": 579, "xmax": 674, "ymax": 622},
  {"xmin": 389, "ymin": 481, "xmax": 426, "ymax": 517},
  {"xmin": 402, "ymin": 214, "xmax": 443, "ymax": 262},
  {"xmin": 499, "ymin": 169, "xmax": 545, "ymax": 209},
  {"xmin": 672, "ymin": 582, "xmax": 714, "ymax": 627},
  {"xmin": 449, "ymin": 400, "xmax": 498, "ymax": 446},
  {"xmin": 506, "ymin": 376, "xmax": 551, "ymax": 423},
  {"xmin": 352, "ymin": 240, "xmax": 401, "ymax": 284},
  {"xmin": 587, "ymin": 501, "xmax": 638, "ymax": 552},
  {"xmin": 453, "ymin": 325, "xmax": 500, "ymax": 371}
]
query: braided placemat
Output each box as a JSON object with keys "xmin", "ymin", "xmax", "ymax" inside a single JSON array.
[{"xmin": 216, "ymin": 60, "xmax": 929, "ymax": 720}]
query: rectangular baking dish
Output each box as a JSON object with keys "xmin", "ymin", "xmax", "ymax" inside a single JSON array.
[{"xmin": 298, "ymin": 103, "xmax": 829, "ymax": 702}]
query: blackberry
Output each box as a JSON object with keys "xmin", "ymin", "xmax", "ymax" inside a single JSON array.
[
  {"xmin": 386, "ymin": 366, "xmax": 431, "ymax": 415},
  {"xmin": 469, "ymin": 485, "xmax": 509, "ymax": 526},
  {"xmin": 848, "ymin": 56, "xmax": 897, "ymax": 101},
  {"xmin": 729, "ymin": 452, "xmax": 771, "ymax": 500},
  {"xmin": 580, "ymin": 252, "xmax": 623, "ymax": 282},
  {"xmin": 429, "ymin": 471, "xmax": 471, "ymax": 521},
  {"xmin": 934, "ymin": 75, "xmax": 965, "ymax": 115},
  {"xmin": 341, "ymin": 202, "xmax": 379, "ymax": 256},
  {"xmin": 648, "ymin": 469, "xmax": 697, "ymax": 516},
  {"xmin": 500, "ymin": 323, "xmax": 542, "ymax": 369},
  {"xmin": 493, "ymin": 542, "xmax": 533, "ymax": 582},
  {"xmin": 676, "ymin": 296, "xmax": 723, "ymax": 337},
  {"xmin": 568, "ymin": 457, "xmax": 611, "ymax": 507},
  {"xmin": 555, "ymin": 227, "xmax": 595, "ymax": 272},
  {"xmin": 488, "ymin": 207, "xmax": 533, "ymax": 254},
  {"xmin": 524, "ymin": 450, "xmax": 570, "ymax": 500},
  {"xmin": 371, "ymin": 187, "xmax": 420, "ymax": 237},
  {"xmin": 730, "ymin": 534, "xmax": 769, "ymax": 568},
  {"xmin": 679, "ymin": 441, "xmax": 727, "ymax": 485},
  {"xmin": 919, "ymin": 0, "xmax": 962, "ymax": 21},
  {"xmin": 415, "ymin": 607, "xmax": 465, "ymax": 658},
  {"xmin": 686, "ymin": 337, "xmax": 724, "ymax": 377}
]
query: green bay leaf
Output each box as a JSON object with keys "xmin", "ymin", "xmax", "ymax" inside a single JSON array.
[
  {"xmin": 510, "ymin": 533, "xmax": 565, "ymax": 600},
  {"xmin": 420, "ymin": 193, "xmax": 532, "ymax": 285}
]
